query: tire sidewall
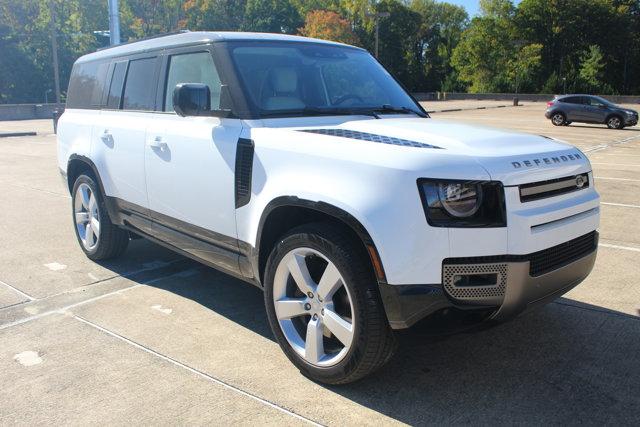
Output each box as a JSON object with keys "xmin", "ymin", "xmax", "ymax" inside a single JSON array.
[
  {"xmin": 264, "ymin": 228, "xmax": 372, "ymax": 383},
  {"xmin": 71, "ymin": 174, "xmax": 105, "ymax": 258}
]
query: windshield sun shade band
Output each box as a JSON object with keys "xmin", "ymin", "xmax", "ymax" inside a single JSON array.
[{"xmin": 298, "ymin": 129, "xmax": 442, "ymax": 149}]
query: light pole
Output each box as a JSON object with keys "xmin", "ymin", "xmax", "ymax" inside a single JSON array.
[
  {"xmin": 45, "ymin": 89, "xmax": 52, "ymax": 104},
  {"xmin": 562, "ymin": 77, "xmax": 567, "ymax": 94},
  {"xmin": 108, "ymin": 0, "xmax": 121, "ymax": 45},
  {"xmin": 49, "ymin": 0, "xmax": 61, "ymax": 104},
  {"xmin": 365, "ymin": 11, "xmax": 390, "ymax": 59}
]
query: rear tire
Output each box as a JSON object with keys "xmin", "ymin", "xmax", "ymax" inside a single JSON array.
[
  {"xmin": 607, "ymin": 115, "xmax": 623, "ymax": 129},
  {"xmin": 264, "ymin": 222, "xmax": 396, "ymax": 384},
  {"xmin": 71, "ymin": 174, "xmax": 129, "ymax": 260},
  {"xmin": 551, "ymin": 112, "xmax": 566, "ymax": 126}
]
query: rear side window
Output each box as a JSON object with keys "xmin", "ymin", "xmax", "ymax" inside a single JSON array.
[
  {"xmin": 106, "ymin": 61, "xmax": 127, "ymax": 109},
  {"xmin": 560, "ymin": 96, "xmax": 583, "ymax": 105},
  {"xmin": 164, "ymin": 51, "xmax": 221, "ymax": 112},
  {"xmin": 66, "ymin": 60, "xmax": 109, "ymax": 109},
  {"xmin": 122, "ymin": 57, "xmax": 158, "ymax": 111}
]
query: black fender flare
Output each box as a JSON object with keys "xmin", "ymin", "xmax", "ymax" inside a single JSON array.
[{"xmin": 252, "ymin": 196, "xmax": 387, "ymax": 285}]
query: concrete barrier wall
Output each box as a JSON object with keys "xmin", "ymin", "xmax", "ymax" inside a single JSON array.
[{"xmin": 0, "ymin": 103, "xmax": 65, "ymax": 121}]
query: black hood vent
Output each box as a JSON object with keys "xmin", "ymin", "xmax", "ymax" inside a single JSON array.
[{"xmin": 299, "ymin": 128, "xmax": 442, "ymax": 149}]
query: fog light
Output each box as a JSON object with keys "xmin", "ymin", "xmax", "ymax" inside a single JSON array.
[{"xmin": 453, "ymin": 273, "xmax": 498, "ymax": 288}]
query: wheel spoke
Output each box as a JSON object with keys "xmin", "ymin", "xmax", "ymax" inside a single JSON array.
[
  {"xmin": 75, "ymin": 212, "xmax": 89, "ymax": 224},
  {"xmin": 323, "ymin": 309, "xmax": 353, "ymax": 347},
  {"xmin": 275, "ymin": 298, "xmax": 307, "ymax": 319},
  {"xmin": 316, "ymin": 263, "xmax": 342, "ymax": 301},
  {"xmin": 90, "ymin": 217, "xmax": 100, "ymax": 236},
  {"xmin": 85, "ymin": 223, "xmax": 95, "ymax": 247},
  {"xmin": 287, "ymin": 253, "xmax": 315, "ymax": 295},
  {"xmin": 304, "ymin": 316, "xmax": 324, "ymax": 364}
]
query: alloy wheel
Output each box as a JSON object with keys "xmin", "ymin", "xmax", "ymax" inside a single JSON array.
[
  {"xmin": 608, "ymin": 117, "xmax": 621, "ymax": 129},
  {"xmin": 552, "ymin": 113, "xmax": 565, "ymax": 126},
  {"xmin": 74, "ymin": 183, "xmax": 100, "ymax": 251},
  {"xmin": 272, "ymin": 247, "xmax": 355, "ymax": 367}
]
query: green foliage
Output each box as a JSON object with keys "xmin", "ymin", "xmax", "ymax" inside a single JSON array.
[
  {"xmin": 1, "ymin": 0, "xmax": 640, "ymax": 103},
  {"xmin": 579, "ymin": 45, "xmax": 605, "ymax": 91},
  {"xmin": 241, "ymin": 0, "xmax": 302, "ymax": 33}
]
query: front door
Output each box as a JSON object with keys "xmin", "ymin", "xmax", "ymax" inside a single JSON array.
[{"xmin": 144, "ymin": 47, "xmax": 243, "ymax": 271}]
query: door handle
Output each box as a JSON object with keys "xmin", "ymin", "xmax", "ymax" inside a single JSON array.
[
  {"xmin": 100, "ymin": 130, "xmax": 113, "ymax": 145},
  {"xmin": 148, "ymin": 136, "xmax": 168, "ymax": 152}
]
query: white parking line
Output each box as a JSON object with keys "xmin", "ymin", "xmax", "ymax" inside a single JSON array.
[
  {"xmin": 599, "ymin": 243, "xmax": 640, "ymax": 253},
  {"xmin": 74, "ymin": 315, "xmax": 322, "ymax": 426},
  {"xmin": 601, "ymin": 202, "xmax": 640, "ymax": 209},
  {"xmin": 0, "ymin": 280, "xmax": 35, "ymax": 301},
  {"xmin": 595, "ymin": 176, "xmax": 640, "ymax": 182}
]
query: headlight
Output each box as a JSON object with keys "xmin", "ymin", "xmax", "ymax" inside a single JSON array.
[
  {"xmin": 437, "ymin": 182, "xmax": 482, "ymax": 218},
  {"xmin": 418, "ymin": 179, "xmax": 506, "ymax": 227}
]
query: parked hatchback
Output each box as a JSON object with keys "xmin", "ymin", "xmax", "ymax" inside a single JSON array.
[{"xmin": 545, "ymin": 94, "xmax": 638, "ymax": 129}]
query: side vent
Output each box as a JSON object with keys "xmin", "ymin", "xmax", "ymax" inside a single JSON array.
[{"xmin": 235, "ymin": 138, "xmax": 254, "ymax": 208}]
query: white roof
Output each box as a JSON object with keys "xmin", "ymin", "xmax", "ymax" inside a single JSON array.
[{"xmin": 77, "ymin": 31, "xmax": 357, "ymax": 63}]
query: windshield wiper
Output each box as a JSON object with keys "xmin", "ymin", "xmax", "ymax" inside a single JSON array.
[{"xmin": 369, "ymin": 104, "xmax": 428, "ymax": 118}]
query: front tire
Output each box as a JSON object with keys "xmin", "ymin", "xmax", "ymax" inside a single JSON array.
[
  {"xmin": 607, "ymin": 115, "xmax": 623, "ymax": 129},
  {"xmin": 71, "ymin": 174, "xmax": 129, "ymax": 260},
  {"xmin": 264, "ymin": 223, "xmax": 396, "ymax": 384}
]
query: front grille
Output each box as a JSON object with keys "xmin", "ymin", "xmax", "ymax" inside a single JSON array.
[
  {"xmin": 519, "ymin": 173, "xmax": 589, "ymax": 202},
  {"xmin": 444, "ymin": 231, "xmax": 598, "ymax": 277},
  {"xmin": 528, "ymin": 231, "xmax": 598, "ymax": 276}
]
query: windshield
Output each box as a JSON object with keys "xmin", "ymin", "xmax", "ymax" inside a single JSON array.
[{"xmin": 228, "ymin": 42, "xmax": 423, "ymax": 118}]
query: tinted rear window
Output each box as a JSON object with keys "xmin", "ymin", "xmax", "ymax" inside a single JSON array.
[
  {"xmin": 66, "ymin": 60, "xmax": 109, "ymax": 109},
  {"xmin": 122, "ymin": 57, "xmax": 158, "ymax": 111},
  {"xmin": 106, "ymin": 61, "xmax": 127, "ymax": 109},
  {"xmin": 560, "ymin": 96, "xmax": 583, "ymax": 104}
]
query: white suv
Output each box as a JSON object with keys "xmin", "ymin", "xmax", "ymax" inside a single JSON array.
[{"xmin": 57, "ymin": 32, "xmax": 600, "ymax": 384}]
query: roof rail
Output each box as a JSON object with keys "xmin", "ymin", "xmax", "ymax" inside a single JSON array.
[{"xmin": 96, "ymin": 29, "xmax": 190, "ymax": 51}]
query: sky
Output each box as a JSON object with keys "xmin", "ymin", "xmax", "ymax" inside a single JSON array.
[{"xmin": 438, "ymin": 0, "xmax": 522, "ymax": 17}]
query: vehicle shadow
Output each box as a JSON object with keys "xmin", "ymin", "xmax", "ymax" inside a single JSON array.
[
  {"xmin": 568, "ymin": 124, "xmax": 640, "ymax": 132},
  {"xmin": 139, "ymin": 252, "xmax": 640, "ymax": 425}
]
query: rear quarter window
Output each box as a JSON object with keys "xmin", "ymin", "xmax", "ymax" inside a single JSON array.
[{"xmin": 66, "ymin": 60, "xmax": 109, "ymax": 109}]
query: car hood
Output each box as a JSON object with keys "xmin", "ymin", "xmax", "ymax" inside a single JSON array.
[{"xmin": 255, "ymin": 117, "xmax": 592, "ymax": 185}]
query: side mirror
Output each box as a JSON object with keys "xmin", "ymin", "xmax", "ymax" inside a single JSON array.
[{"xmin": 173, "ymin": 83, "xmax": 211, "ymax": 117}]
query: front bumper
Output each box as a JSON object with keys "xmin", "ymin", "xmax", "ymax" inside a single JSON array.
[
  {"xmin": 624, "ymin": 116, "xmax": 638, "ymax": 126},
  {"xmin": 380, "ymin": 232, "xmax": 598, "ymax": 329}
]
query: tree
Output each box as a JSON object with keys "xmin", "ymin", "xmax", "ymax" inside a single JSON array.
[
  {"xmin": 182, "ymin": 0, "xmax": 246, "ymax": 31},
  {"xmin": 299, "ymin": 10, "xmax": 358, "ymax": 44},
  {"xmin": 507, "ymin": 43, "xmax": 542, "ymax": 93},
  {"xmin": 451, "ymin": 12, "xmax": 515, "ymax": 92},
  {"xmin": 241, "ymin": 0, "xmax": 302, "ymax": 34},
  {"xmin": 410, "ymin": 0, "xmax": 468, "ymax": 91},
  {"xmin": 579, "ymin": 45, "xmax": 606, "ymax": 92}
]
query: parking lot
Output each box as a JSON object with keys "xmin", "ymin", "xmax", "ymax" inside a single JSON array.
[{"xmin": 1, "ymin": 101, "xmax": 639, "ymax": 425}]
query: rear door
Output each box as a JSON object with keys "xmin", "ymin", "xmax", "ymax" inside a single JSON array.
[
  {"xmin": 144, "ymin": 46, "xmax": 243, "ymax": 272},
  {"xmin": 560, "ymin": 96, "xmax": 586, "ymax": 121},
  {"xmin": 91, "ymin": 54, "xmax": 160, "ymax": 233}
]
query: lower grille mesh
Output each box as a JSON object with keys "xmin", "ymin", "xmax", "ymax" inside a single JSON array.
[
  {"xmin": 442, "ymin": 263, "xmax": 507, "ymax": 303},
  {"xmin": 444, "ymin": 231, "xmax": 598, "ymax": 278}
]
